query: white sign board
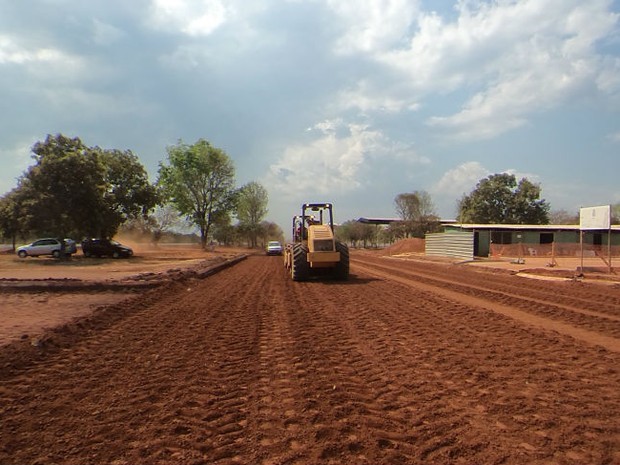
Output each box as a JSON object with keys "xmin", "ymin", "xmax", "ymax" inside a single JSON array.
[{"xmin": 580, "ymin": 205, "xmax": 611, "ymax": 230}]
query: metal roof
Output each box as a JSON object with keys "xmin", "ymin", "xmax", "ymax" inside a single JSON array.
[
  {"xmin": 357, "ymin": 217, "xmax": 458, "ymax": 225},
  {"xmin": 356, "ymin": 217, "xmax": 620, "ymax": 231},
  {"xmin": 357, "ymin": 217, "xmax": 401, "ymax": 225},
  {"xmin": 450, "ymin": 224, "xmax": 620, "ymax": 231}
]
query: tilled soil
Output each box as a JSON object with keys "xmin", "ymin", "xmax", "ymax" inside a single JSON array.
[{"xmin": 1, "ymin": 253, "xmax": 619, "ymax": 465}]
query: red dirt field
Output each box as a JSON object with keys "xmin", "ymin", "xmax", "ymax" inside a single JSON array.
[{"xmin": 0, "ymin": 244, "xmax": 619, "ymax": 464}]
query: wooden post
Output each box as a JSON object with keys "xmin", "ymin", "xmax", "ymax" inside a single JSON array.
[
  {"xmin": 579, "ymin": 230, "xmax": 584, "ymax": 276},
  {"xmin": 549, "ymin": 239, "xmax": 558, "ymax": 267},
  {"xmin": 609, "ymin": 226, "xmax": 613, "ymax": 274}
]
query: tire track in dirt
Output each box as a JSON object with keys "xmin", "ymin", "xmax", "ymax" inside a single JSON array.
[
  {"xmin": 309, "ymin": 272, "xmax": 620, "ymax": 464},
  {"xmin": 245, "ymin": 258, "xmax": 315, "ymax": 464},
  {"xmin": 282, "ymin": 278, "xmax": 424, "ymax": 464},
  {"xmin": 1, "ymin": 255, "xmax": 619, "ymax": 464},
  {"xmin": 353, "ymin": 255, "xmax": 620, "ymax": 341},
  {"xmin": 353, "ymin": 261, "xmax": 620, "ymax": 353},
  {"xmin": 355, "ymin": 254, "xmax": 620, "ymax": 318},
  {"xmin": 1, "ymin": 262, "xmax": 264, "ymax": 464}
]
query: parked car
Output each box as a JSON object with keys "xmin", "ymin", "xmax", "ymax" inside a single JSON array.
[
  {"xmin": 16, "ymin": 238, "xmax": 76, "ymax": 258},
  {"xmin": 266, "ymin": 240, "xmax": 283, "ymax": 255},
  {"xmin": 81, "ymin": 238, "xmax": 133, "ymax": 258}
]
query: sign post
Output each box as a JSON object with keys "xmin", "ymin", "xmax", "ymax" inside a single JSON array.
[{"xmin": 579, "ymin": 205, "xmax": 612, "ymax": 274}]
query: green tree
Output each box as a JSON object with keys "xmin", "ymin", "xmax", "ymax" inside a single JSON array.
[
  {"xmin": 25, "ymin": 134, "xmax": 104, "ymax": 244},
  {"xmin": 336, "ymin": 220, "xmax": 377, "ymax": 248},
  {"xmin": 21, "ymin": 134, "xmax": 158, "ymax": 242},
  {"xmin": 236, "ymin": 181, "xmax": 269, "ymax": 248},
  {"xmin": 0, "ymin": 187, "xmax": 28, "ymax": 249},
  {"xmin": 96, "ymin": 148, "xmax": 160, "ymax": 237},
  {"xmin": 211, "ymin": 211, "xmax": 237, "ymax": 246},
  {"xmin": 458, "ymin": 173, "xmax": 549, "ymax": 224},
  {"xmin": 158, "ymin": 139, "xmax": 236, "ymax": 249}
]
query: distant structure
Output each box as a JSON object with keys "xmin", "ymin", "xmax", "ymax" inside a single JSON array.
[
  {"xmin": 356, "ymin": 216, "xmax": 619, "ymax": 262},
  {"xmin": 357, "ymin": 217, "xmax": 456, "ymax": 226}
]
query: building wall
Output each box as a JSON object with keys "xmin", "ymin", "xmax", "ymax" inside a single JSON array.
[
  {"xmin": 446, "ymin": 226, "xmax": 620, "ymax": 258},
  {"xmin": 426, "ymin": 231, "xmax": 474, "ymax": 261}
]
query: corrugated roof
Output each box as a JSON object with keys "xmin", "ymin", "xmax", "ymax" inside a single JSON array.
[
  {"xmin": 452, "ymin": 224, "xmax": 620, "ymax": 231},
  {"xmin": 356, "ymin": 217, "xmax": 620, "ymax": 231},
  {"xmin": 357, "ymin": 217, "xmax": 457, "ymax": 225}
]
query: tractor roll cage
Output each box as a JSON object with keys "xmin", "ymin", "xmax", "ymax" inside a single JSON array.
[{"xmin": 301, "ymin": 203, "xmax": 334, "ymax": 238}]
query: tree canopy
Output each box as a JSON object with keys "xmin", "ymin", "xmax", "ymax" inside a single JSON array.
[
  {"xmin": 1, "ymin": 134, "xmax": 158, "ymax": 244},
  {"xmin": 336, "ymin": 220, "xmax": 377, "ymax": 248},
  {"xmin": 457, "ymin": 173, "xmax": 550, "ymax": 224},
  {"xmin": 393, "ymin": 190, "xmax": 441, "ymax": 237},
  {"xmin": 0, "ymin": 187, "xmax": 27, "ymax": 248},
  {"xmin": 236, "ymin": 181, "xmax": 269, "ymax": 248},
  {"xmin": 157, "ymin": 139, "xmax": 236, "ymax": 248}
]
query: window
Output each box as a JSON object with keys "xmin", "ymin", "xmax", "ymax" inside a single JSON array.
[
  {"xmin": 491, "ymin": 231, "xmax": 512, "ymax": 244},
  {"xmin": 593, "ymin": 233, "xmax": 603, "ymax": 246},
  {"xmin": 540, "ymin": 233, "xmax": 554, "ymax": 244}
]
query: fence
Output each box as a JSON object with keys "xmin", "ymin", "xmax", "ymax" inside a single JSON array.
[
  {"xmin": 425, "ymin": 231, "xmax": 474, "ymax": 261},
  {"xmin": 490, "ymin": 242, "xmax": 620, "ymax": 258}
]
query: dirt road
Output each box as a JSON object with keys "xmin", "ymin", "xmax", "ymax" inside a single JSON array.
[{"xmin": 1, "ymin": 254, "xmax": 619, "ymax": 464}]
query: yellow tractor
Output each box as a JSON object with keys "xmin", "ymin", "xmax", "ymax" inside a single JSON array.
[{"xmin": 284, "ymin": 203, "xmax": 349, "ymax": 281}]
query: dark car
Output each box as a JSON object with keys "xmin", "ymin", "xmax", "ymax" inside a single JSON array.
[{"xmin": 81, "ymin": 238, "xmax": 133, "ymax": 258}]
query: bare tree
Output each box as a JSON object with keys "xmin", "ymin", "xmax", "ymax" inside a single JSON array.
[{"xmin": 394, "ymin": 190, "xmax": 440, "ymax": 237}]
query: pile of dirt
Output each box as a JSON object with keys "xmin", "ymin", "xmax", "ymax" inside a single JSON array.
[{"xmin": 380, "ymin": 238, "xmax": 425, "ymax": 255}]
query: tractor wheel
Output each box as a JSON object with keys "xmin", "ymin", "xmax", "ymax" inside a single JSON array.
[
  {"xmin": 334, "ymin": 241, "xmax": 350, "ymax": 280},
  {"xmin": 291, "ymin": 243, "xmax": 309, "ymax": 281}
]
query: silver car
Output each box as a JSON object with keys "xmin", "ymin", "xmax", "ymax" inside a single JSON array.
[
  {"xmin": 16, "ymin": 238, "xmax": 76, "ymax": 258},
  {"xmin": 266, "ymin": 241, "xmax": 283, "ymax": 255}
]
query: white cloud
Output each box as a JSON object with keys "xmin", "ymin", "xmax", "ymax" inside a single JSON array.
[
  {"xmin": 0, "ymin": 34, "xmax": 79, "ymax": 68},
  {"xmin": 265, "ymin": 120, "xmax": 393, "ymax": 195},
  {"xmin": 329, "ymin": 0, "xmax": 619, "ymax": 140},
  {"xmin": 328, "ymin": 0, "xmax": 421, "ymax": 54},
  {"xmin": 0, "ymin": 33, "xmax": 87, "ymax": 89},
  {"xmin": 608, "ymin": 131, "xmax": 620, "ymax": 142},
  {"xmin": 433, "ymin": 162, "xmax": 545, "ymax": 198},
  {"xmin": 147, "ymin": 0, "xmax": 230, "ymax": 36},
  {"xmin": 92, "ymin": 19, "xmax": 125, "ymax": 46},
  {"xmin": 597, "ymin": 56, "xmax": 620, "ymax": 96},
  {"xmin": 334, "ymin": 80, "xmax": 421, "ymax": 114},
  {"xmin": 431, "ymin": 162, "xmax": 545, "ymax": 217},
  {"xmin": 0, "ymin": 35, "xmax": 28, "ymax": 64},
  {"xmin": 433, "ymin": 161, "xmax": 489, "ymax": 199},
  {"xmin": 425, "ymin": 1, "xmax": 616, "ymax": 138},
  {"xmin": 427, "ymin": 57, "xmax": 593, "ymax": 139}
]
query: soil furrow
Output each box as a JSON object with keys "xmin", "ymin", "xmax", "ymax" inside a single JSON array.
[
  {"xmin": 1, "ymin": 254, "xmax": 618, "ymax": 465},
  {"xmin": 354, "ymin": 254, "xmax": 620, "ymax": 316},
  {"xmin": 353, "ymin": 256, "xmax": 620, "ymax": 339}
]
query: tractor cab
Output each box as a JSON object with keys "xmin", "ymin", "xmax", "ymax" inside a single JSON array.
[{"xmin": 284, "ymin": 202, "xmax": 349, "ymax": 281}]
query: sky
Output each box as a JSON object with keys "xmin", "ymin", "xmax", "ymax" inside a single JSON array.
[{"xmin": 1, "ymin": 0, "xmax": 619, "ymax": 234}]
